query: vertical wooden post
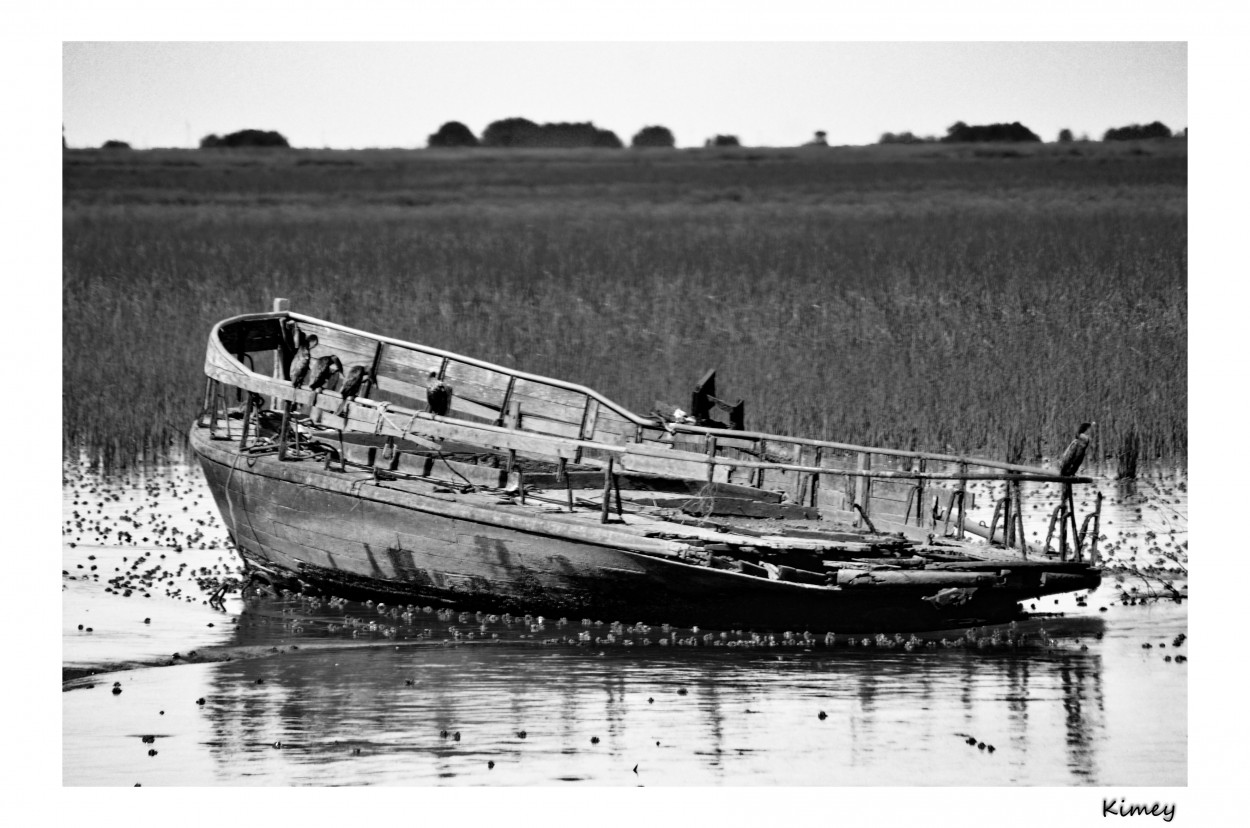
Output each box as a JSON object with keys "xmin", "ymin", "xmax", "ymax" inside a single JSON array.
[
  {"xmin": 854, "ymin": 452, "xmax": 871, "ymax": 528},
  {"xmin": 1018, "ymin": 484, "xmax": 1027, "ymax": 554},
  {"xmin": 915, "ymin": 457, "xmax": 927, "ymax": 527},
  {"xmin": 578, "ymin": 395, "xmax": 598, "ymax": 440},
  {"xmin": 273, "ymin": 298, "xmax": 290, "ymax": 386},
  {"xmin": 1013, "ymin": 481, "xmax": 1027, "ymax": 557},
  {"xmin": 501, "ymin": 377, "xmax": 518, "ymax": 428},
  {"xmin": 200, "ymin": 377, "xmax": 214, "ymax": 427},
  {"xmin": 364, "ymin": 341, "xmax": 384, "ymax": 401},
  {"xmin": 559, "ymin": 457, "xmax": 575, "ymax": 512},
  {"xmin": 277, "ymin": 401, "xmax": 293, "ymax": 461},
  {"xmin": 955, "ymin": 462, "xmax": 968, "ymax": 540},
  {"xmin": 809, "ymin": 446, "xmax": 823, "ymax": 508},
  {"xmin": 1066, "ymin": 486, "xmax": 1083, "ymax": 560},
  {"xmin": 706, "ymin": 435, "xmax": 717, "ymax": 483},
  {"xmin": 238, "ymin": 393, "xmax": 254, "ymax": 450},
  {"xmin": 755, "ymin": 439, "xmax": 767, "ymax": 490},
  {"xmin": 1058, "ymin": 484, "xmax": 1070, "ymax": 561},
  {"xmin": 1088, "ymin": 491, "xmax": 1103, "ymax": 566},
  {"xmin": 601, "ymin": 458, "xmax": 614, "ymax": 524},
  {"xmin": 795, "ymin": 446, "xmax": 809, "ymax": 507},
  {"xmin": 1003, "ymin": 482, "xmax": 1014, "ymax": 547}
]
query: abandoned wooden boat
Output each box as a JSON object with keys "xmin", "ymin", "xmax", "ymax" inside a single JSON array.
[{"xmin": 191, "ymin": 301, "xmax": 1103, "ymax": 633}]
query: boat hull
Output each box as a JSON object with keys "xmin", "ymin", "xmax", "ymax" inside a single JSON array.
[{"xmin": 192, "ymin": 429, "xmax": 1094, "ymax": 633}]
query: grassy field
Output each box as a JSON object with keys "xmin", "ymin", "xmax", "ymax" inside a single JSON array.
[{"xmin": 63, "ymin": 141, "xmax": 1186, "ymax": 469}]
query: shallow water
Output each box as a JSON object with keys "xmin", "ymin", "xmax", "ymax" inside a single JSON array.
[{"xmin": 62, "ymin": 459, "xmax": 1187, "ymax": 786}]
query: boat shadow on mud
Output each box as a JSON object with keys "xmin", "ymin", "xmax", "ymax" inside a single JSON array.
[{"xmin": 64, "ymin": 588, "xmax": 1110, "ymax": 688}]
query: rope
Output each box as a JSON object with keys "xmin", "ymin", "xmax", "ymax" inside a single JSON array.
[{"xmin": 434, "ymin": 451, "xmax": 477, "ymax": 491}]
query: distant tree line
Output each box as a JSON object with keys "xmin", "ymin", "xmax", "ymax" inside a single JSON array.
[
  {"xmin": 427, "ymin": 119, "xmax": 680, "ymax": 149},
  {"xmin": 482, "ymin": 118, "xmax": 623, "ymax": 148},
  {"xmin": 1102, "ymin": 121, "xmax": 1175, "ymax": 141},
  {"xmin": 177, "ymin": 119, "xmax": 1186, "ymax": 153},
  {"xmin": 199, "ymin": 129, "xmax": 290, "ymax": 148},
  {"xmin": 877, "ymin": 122, "xmax": 1041, "ymax": 145},
  {"xmin": 942, "ymin": 121, "xmax": 1041, "ymax": 143},
  {"xmin": 879, "ymin": 121, "xmax": 1186, "ymax": 146},
  {"xmin": 878, "ymin": 131, "xmax": 936, "ymax": 145}
]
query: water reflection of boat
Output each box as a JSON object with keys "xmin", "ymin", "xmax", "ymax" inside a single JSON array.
[
  {"xmin": 191, "ymin": 302, "xmax": 1102, "ymax": 633},
  {"xmin": 196, "ymin": 631, "xmax": 1109, "ymax": 785}
]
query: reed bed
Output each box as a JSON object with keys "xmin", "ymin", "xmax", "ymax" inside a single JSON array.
[{"xmin": 63, "ymin": 144, "xmax": 1186, "ymax": 469}]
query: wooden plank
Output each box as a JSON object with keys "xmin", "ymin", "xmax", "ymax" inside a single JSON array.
[
  {"xmin": 714, "ymin": 435, "xmax": 761, "ymax": 451},
  {"xmin": 626, "ymin": 440, "xmax": 708, "ymax": 460},
  {"xmin": 672, "ymin": 436, "xmax": 705, "ymax": 454},
  {"xmin": 448, "ymin": 396, "xmax": 504, "ymax": 424},
  {"xmin": 869, "ymin": 497, "xmax": 911, "ymax": 521},
  {"xmin": 298, "ymin": 323, "xmax": 379, "ymax": 369},
  {"xmin": 855, "ymin": 455, "xmax": 875, "ymax": 520},
  {"xmin": 376, "ymin": 343, "xmax": 444, "ymax": 387},
  {"xmin": 360, "ymin": 374, "xmax": 510, "ymax": 426},
  {"xmin": 420, "ymin": 455, "xmax": 508, "ymax": 489},
  {"xmin": 443, "ymin": 360, "xmax": 513, "ymax": 400},
  {"xmin": 367, "ymin": 387, "xmax": 418, "ymax": 410},
  {"xmin": 403, "ymin": 417, "xmax": 581, "ymax": 462},
  {"xmin": 638, "ymin": 425, "xmax": 670, "ymax": 442},
  {"xmin": 580, "ymin": 398, "xmax": 600, "ymax": 440},
  {"xmin": 673, "ymin": 480, "xmax": 782, "ymax": 502},
  {"xmin": 871, "ymin": 479, "xmax": 916, "ymax": 502},
  {"xmin": 648, "ymin": 498, "xmax": 821, "ymax": 520},
  {"xmin": 394, "ymin": 451, "xmax": 434, "ymax": 477},
  {"xmin": 508, "ymin": 391, "xmax": 587, "ymax": 424},
  {"xmin": 519, "ymin": 413, "xmax": 583, "ymax": 439},
  {"xmin": 370, "ymin": 374, "xmax": 428, "ymax": 407},
  {"xmin": 590, "ymin": 409, "xmax": 634, "ymax": 443},
  {"xmin": 620, "ymin": 450, "xmax": 709, "ymax": 480},
  {"xmin": 512, "ymin": 377, "xmax": 587, "ymax": 409}
]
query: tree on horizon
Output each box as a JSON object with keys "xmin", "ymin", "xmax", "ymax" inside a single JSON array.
[
  {"xmin": 482, "ymin": 118, "xmax": 621, "ymax": 148},
  {"xmin": 631, "ymin": 125, "xmax": 676, "ymax": 148},
  {"xmin": 200, "ymin": 129, "xmax": 290, "ymax": 148},
  {"xmin": 428, "ymin": 121, "xmax": 479, "ymax": 148},
  {"xmin": 941, "ymin": 121, "xmax": 1040, "ymax": 143},
  {"xmin": 1103, "ymin": 121, "xmax": 1172, "ymax": 141}
]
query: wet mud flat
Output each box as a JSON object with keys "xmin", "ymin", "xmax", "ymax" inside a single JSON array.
[{"xmin": 63, "ymin": 460, "xmax": 1187, "ymax": 785}]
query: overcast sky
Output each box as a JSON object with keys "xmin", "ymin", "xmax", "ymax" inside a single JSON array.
[{"xmin": 63, "ymin": 41, "xmax": 1186, "ymax": 150}]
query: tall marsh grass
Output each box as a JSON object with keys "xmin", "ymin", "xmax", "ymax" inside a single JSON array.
[{"xmin": 63, "ymin": 144, "xmax": 1186, "ymax": 469}]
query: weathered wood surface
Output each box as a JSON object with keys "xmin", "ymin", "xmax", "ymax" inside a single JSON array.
[
  {"xmin": 834, "ymin": 569, "xmax": 998, "ymax": 587},
  {"xmin": 626, "ymin": 496, "xmax": 820, "ymax": 521}
]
